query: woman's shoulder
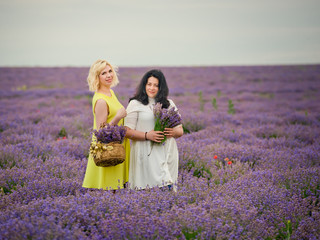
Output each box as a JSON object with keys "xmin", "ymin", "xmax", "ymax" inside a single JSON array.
[
  {"xmin": 168, "ymin": 98, "xmax": 174, "ymax": 104},
  {"xmin": 128, "ymin": 99, "xmax": 143, "ymax": 106},
  {"xmin": 168, "ymin": 99, "xmax": 176, "ymax": 107},
  {"xmin": 94, "ymin": 91, "xmax": 116, "ymax": 101},
  {"xmin": 126, "ymin": 99, "xmax": 148, "ymax": 112},
  {"xmin": 91, "ymin": 93, "xmax": 105, "ymax": 106},
  {"xmin": 93, "ymin": 92, "xmax": 105, "ymax": 101},
  {"xmin": 92, "ymin": 92, "xmax": 100, "ymax": 100}
]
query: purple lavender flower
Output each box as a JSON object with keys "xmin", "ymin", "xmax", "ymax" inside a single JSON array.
[
  {"xmin": 153, "ymin": 103, "xmax": 163, "ymax": 120},
  {"xmin": 153, "ymin": 103, "xmax": 182, "ymax": 129},
  {"xmin": 153, "ymin": 103, "xmax": 182, "ymax": 143},
  {"xmin": 93, "ymin": 124, "xmax": 126, "ymax": 144},
  {"xmin": 167, "ymin": 107, "xmax": 182, "ymax": 128}
]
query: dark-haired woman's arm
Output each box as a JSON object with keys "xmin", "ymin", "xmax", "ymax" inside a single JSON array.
[
  {"xmin": 164, "ymin": 125, "xmax": 183, "ymax": 139},
  {"xmin": 125, "ymin": 127, "xmax": 164, "ymax": 143}
]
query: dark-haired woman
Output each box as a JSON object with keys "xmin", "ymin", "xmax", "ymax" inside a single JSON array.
[{"xmin": 124, "ymin": 69, "xmax": 183, "ymax": 191}]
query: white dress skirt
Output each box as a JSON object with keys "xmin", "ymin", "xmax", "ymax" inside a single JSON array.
[{"xmin": 124, "ymin": 98, "xmax": 179, "ymax": 191}]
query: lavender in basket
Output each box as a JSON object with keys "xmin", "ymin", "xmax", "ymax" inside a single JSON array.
[{"xmin": 93, "ymin": 123, "xmax": 126, "ymax": 144}]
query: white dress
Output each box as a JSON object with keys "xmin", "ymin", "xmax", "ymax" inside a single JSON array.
[{"xmin": 124, "ymin": 98, "xmax": 179, "ymax": 191}]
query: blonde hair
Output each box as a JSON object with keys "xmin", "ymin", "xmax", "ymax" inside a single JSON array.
[{"xmin": 87, "ymin": 59, "xmax": 119, "ymax": 92}]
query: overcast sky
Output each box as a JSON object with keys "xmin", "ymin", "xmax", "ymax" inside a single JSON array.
[{"xmin": 0, "ymin": 0, "xmax": 319, "ymax": 67}]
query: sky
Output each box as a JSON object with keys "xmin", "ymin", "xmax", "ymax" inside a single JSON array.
[{"xmin": 0, "ymin": 0, "xmax": 320, "ymax": 67}]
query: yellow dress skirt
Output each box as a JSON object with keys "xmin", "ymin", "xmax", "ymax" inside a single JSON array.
[{"xmin": 82, "ymin": 90, "xmax": 130, "ymax": 190}]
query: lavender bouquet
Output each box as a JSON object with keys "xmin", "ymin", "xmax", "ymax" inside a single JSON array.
[
  {"xmin": 93, "ymin": 123, "xmax": 126, "ymax": 144},
  {"xmin": 153, "ymin": 103, "xmax": 182, "ymax": 144},
  {"xmin": 90, "ymin": 123, "xmax": 127, "ymax": 167}
]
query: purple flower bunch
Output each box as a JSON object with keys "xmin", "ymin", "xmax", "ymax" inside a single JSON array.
[
  {"xmin": 93, "ymin": 123, "xmax": 126, "ymax": 144},
  {"xmin": 153, "ymin": 103, "xmax": 182, "ymax": 143}
]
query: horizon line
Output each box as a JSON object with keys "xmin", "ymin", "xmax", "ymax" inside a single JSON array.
[{"xmin": 0, "ymin": 62, "xmax": 319, "ymax": 68}]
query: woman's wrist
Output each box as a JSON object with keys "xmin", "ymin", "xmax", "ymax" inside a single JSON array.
[
  {"xmin": 173, "ymin": 126, "xmax": 183, "ymax": 138},
  {"xmin": 145, "ymin": 132, "xmax": 148, "ymax": 140}
]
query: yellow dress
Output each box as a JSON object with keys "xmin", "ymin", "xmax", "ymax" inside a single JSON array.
[{"xmin": 82, "ymin": 90, "xmax": 130, "ymax": 190}]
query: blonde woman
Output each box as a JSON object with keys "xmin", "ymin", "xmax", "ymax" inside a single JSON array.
[{"xmin": 82, "ymin": 59, "xmax": 130, "ymax": 190}]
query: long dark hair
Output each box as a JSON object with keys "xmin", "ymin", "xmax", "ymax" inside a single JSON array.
[{"xmin": 129, "ymin": 69, "xmax": 170, "ymax": 109}]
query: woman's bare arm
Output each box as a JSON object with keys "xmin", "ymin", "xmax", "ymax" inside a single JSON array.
[
  {"xmin": 125, "ymin": 127, "xmax": 164, "ymax": 143},
  {"xmin": 95, "ymin": 99, "xmax": 108, "ymax": 129},
  {"xmin": 164, "ymin": 125, "xmax": 184, "ymax": 139}
]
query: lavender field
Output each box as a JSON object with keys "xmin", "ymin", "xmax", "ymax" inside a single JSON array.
[{"xmin": 1, "ymin": 65, "xmax": 320, "ymax": 239}]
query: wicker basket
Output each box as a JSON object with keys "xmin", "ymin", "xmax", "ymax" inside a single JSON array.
[{"xmin": 90, "ymin": 142, "xmax": 125, "ymax": 167}]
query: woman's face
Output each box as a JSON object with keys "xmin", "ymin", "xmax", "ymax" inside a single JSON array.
[
  {"xmin": 145, "ymin": 76, "xmax": 159, "ymax": 98},
  {"xmin": 99, "ymin": 65, "xmax": 113, "ymax": 89}
]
